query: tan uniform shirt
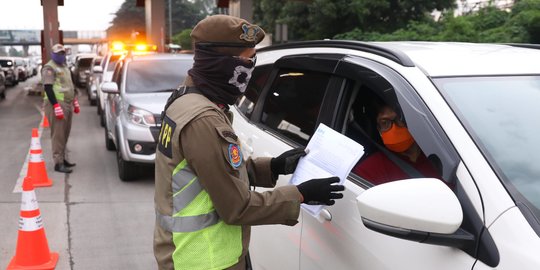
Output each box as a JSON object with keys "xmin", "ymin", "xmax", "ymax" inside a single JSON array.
[
  {"xmin": 154, "ymin": 93, "xmax": 302, "ymax": 270},
  {"xmin": 41, "ymin": 62, "xmax": 75, "ymax": 103}
]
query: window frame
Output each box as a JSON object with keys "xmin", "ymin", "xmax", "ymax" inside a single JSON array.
[{"xmin": 247, "ymin": 53, "xmax": 346, "ymax": 147}]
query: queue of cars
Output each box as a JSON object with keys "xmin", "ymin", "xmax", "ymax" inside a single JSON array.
[{"xmin": 0, "ymin": 56, "xmax": 40, "ymax": 100}]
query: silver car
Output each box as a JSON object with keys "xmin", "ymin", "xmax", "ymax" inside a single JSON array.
[
  {"xmin": 101, "ymin": 53, "xmax": 193, "ymax": 181},
  {"xmin": 98, "ymin": 50, "xmax": 126, "ymax": 127}
]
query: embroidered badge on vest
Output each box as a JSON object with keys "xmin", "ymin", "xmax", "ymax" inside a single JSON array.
[
  {"xmin": 240, "ymin": 24, "xmax": 260, "ymax": 42},
  {"xmin": 158, "ymin": 115, "xmax": 176, "ymax": 158},
  {"xmin": 228, "ymin": 144, "xmax": 243, "ymax": 168}
]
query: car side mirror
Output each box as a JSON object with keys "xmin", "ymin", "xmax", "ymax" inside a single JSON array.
[
  {"xmin": 93, "ymin": 66, "xmax": 103, "ymax": 74},
  {"xmin": 356, "ymin": 178, "xmax": 474, "ymax": 248},
  {"xmin": 101, "ymin": 82, "xmax": 119, "ymax": 94}
]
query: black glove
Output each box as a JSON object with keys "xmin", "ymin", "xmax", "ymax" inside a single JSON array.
[
  {"xmin": 271, "ymin": 147, "xmax": 307, "ymax": 176},
  {"xmin": 296, "ymin": 177, "xmax": 345, "ymax": 205}
]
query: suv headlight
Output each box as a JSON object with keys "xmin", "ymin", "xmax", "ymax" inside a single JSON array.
[{"xmin": 127, "ymin": 105, "xmax": 155, "ymax": 126}]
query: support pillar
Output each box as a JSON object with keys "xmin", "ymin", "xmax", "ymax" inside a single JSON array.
[
  {"xmin": 145, "ymin": 0, "xmax": 166, "ymax": 52},
  {"xmin": 42, "ymin": 0, "xmax": 60, "ymax": 63},
  {"xmin": 229, "ymin": 0, "xmax": 253, "ymax": 22}
]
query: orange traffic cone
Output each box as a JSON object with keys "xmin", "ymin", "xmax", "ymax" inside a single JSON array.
[
  {"xmin": 41, "ymin": 114, "xmax": 49, "ymax": 128},
  {"xmin": 26, "ymin": 128, "xmax": 53, "ymax": 187},
  {"xmin": 7, "ymin": 176, "xmax": 59, "ymax": 270}
]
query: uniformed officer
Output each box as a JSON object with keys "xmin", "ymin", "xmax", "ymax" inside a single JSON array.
[
  {"xmin": 154, "ymin": 15, "xmax": 345, "ymax": 270},
  {"xmin": 42, "ymin": 44, "xmax": 80, "ymax": 173}
]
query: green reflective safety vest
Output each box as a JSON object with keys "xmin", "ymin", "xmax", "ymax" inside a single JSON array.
[
  {"xmin": 155, "ymin": 95, "xmax": 242, "ymax": 270},
  {"xmin": 43, "ymin": 60, "xmax": 74, "ymax": 103},
  {"xmin": 157, "ymin": 159, "xmax": 242, "ymax": 270}
]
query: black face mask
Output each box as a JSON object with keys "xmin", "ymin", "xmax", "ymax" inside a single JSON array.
[{"xmin": 188, "ymin": 47, "xmax": 255, "ymax": 105}]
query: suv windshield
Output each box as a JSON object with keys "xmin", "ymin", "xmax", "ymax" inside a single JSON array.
[
  {"xmin": 435, "ymin": 76, "xmax": 540, "ymax": 219},
  {"xmin": 78, "ymin": 58, "xmax": 93, "ymax": 68},
  {"xmin": 126, "ymin": 59, "xmax": 192, "ymax": 93},
  {"xmin": 0, "ymin": 60, "xmax": 13, "ymax": 67}
]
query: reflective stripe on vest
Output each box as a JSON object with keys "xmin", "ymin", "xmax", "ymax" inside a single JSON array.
[{"xmin": 157, "ymin": 159, "xmax": 219, "ymax": 232}]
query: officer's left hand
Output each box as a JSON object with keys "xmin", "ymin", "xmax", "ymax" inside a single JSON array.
[
  {"xmin": 271, "ymin": 147, "xmax": 307, "ymax": 176},
  {"xmin": 73, "ymin": 99, "xmax": 80, "ymax": 114}
]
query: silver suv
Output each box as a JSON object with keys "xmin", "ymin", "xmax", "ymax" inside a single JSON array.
[
  {"xmin": 101, "ymin": 53, "xmax": 193, "ymax": 181},
  {"xmin": 232, "ymin": 41, "xmax": 540, "ymax": 269}
]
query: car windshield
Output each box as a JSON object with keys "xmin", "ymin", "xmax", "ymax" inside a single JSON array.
[
  {"xmin": 0, "ymin": 60, "xmax": 13, "ymax": 67},
  {"xmin": 435, "ymin": 75, "xmax": 540, "ymax": 218},
  {"xmin": 78, "ymin": 58, "xmax": 93, "ymax": 68},
  {"xmin": 126, "ymin": 59, "xmax": 192, "ymax": 93}
]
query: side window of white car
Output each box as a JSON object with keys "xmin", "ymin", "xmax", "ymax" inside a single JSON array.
[
  {"xmin": 260, "ymin": 68, "xmax": 330, "ymax": 146},
  {"xmin": 236, "ymin": 64, "xmax": 272, "ymax": 118}
]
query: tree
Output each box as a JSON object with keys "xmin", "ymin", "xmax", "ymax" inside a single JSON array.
[
  {"xmin": 254, "ymin": 0, "xmax": 287, "ymax": 36},
  {"xmin": 108, "ymin": 0, "xmax": 214, "ymax": 43},
  {"xmin": 172, "ymin": 28, "xmax": 193, "ymax": 50},
  {"xmin": 166, "ymin": 0, "xmax": 213, "ymax": 39},
  {"xmin": 507, "ymin": 0, "xmax": 540, "ymax": 43},
  {"xmin": 9, "ymin": 47, "xmax": 22, "ymax": 57},
  {"xmin": 107, "ymin": 0, "xmax": 146, "ymax": 42},
  {"xmin": 254, "ymin": 0, "xmax": 455, "ymax": 41}
]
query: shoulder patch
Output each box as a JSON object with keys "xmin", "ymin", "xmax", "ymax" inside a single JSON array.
[
  {"xmin": 228, "ymin": 144, "xmax": 243, "ymax": 168},
  {"xmin": 157, "ymin": 114, "xmax": 176, "ymax": 158}
]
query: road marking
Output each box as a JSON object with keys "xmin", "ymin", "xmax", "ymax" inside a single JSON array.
[{"xmin": 12, "ymin": 105, "xmax": 45, "ymax": 193}]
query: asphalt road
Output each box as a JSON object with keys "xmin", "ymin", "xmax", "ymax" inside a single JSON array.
[{"xmin": 0, "ymin": 76, "xmax": 156, "ymax": 269}]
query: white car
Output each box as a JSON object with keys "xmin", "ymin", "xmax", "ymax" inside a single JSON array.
[
  {"xmin": 231, "ymin": 41, "xmax": 540, "ymax": 269},
  {"xmin": 101, "ymin": 53, "xmax": 193, "ymax": 181}
]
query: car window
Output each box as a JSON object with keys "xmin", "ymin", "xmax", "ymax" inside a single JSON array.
[
  {"xmin": 337, "ymin": 72, "xmax": 449, "ymax": 187},
  {"xmin": 78, "ymin": 58, "xmax": 93, "ymax": 68},
  {"xmin": 236, "ymin": 64, "xmax": 272, "ymax": 118},
  {"xmin": 112, "ymin": 60, "xmax": 123, "ymax": 87},
  {"xmin": 260, "ymin": 69, "xmax": 330, "ymax": 146},
  {"xmin": 108, "ymin": 55, "xmax": 122, "ymax": 72}
]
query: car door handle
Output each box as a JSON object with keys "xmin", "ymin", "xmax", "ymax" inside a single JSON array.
[{"xmin": 320, "ymin": 209, "xmax": 332, "ymax": 221}]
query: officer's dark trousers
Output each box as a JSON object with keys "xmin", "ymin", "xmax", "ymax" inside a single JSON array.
[{"xmin": 45, "ymin": 100, "xmax": 73, "ymax": 165}]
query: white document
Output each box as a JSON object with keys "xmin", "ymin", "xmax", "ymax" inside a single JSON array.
[{"xmin": 289, "ymin": 123, "xmax": 364, "ymax": 216}]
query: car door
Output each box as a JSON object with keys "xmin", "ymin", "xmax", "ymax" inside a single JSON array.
[
  {"xmin": 106, "ymin": 59, "xmax": 124, "ymax": 141},
  {"xmin": 297, "ymin": 56, "xmax": 496, "ymax": 269},
  {"xmin": 232, "ymin": 53, "xmax": 344, "ymax": 270}
]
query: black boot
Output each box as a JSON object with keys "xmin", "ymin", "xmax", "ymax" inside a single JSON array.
[
  {"xmin": 64, "ymin": 160, "xmax": 76, "ymax": 167},
  {"xmin": 55, "ymin": 163, "xmax": 73, "ymax": 173}
]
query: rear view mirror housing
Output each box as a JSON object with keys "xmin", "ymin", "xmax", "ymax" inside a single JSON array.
[
  {"xmin": 93, "ymin": 66, "xmax": 103, "ymax": 74},
  {"xmin": 101, "ymin": 82, "xmax": 119, "ymax": 94},
  {"xmin": 356, "ymin": 178, "xmax": 474, "ymax": 248}
]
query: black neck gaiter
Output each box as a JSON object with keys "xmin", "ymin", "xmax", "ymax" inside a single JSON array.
[{"xmin": 188, "ymin": 47, "xmax": 255, "ymax": 105}]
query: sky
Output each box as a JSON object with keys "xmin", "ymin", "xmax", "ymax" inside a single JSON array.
[{"xmin": 0, "ymin": 0, "xmax": 125, "ymax": 31}]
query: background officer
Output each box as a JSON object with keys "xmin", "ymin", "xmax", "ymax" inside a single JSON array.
[
  {"xmin": 154, "ymin": 15, "xmax": 345, "ymax": 270},
  {"xmin": 41, "ymin": 43, "xmax": 80, "ymax": 173}
]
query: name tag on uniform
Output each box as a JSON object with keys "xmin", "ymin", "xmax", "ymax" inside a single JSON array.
[{"xmin": 158, "ymin": 115, "xmax": 176, "ymax": 158}]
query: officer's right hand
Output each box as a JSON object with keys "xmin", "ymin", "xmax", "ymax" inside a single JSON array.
[
  {"xmin": 53, "ymin": 104, "xmax": 64, "ymax": 120},
  {"xmin": 296, "ymin": 176, "xmax": 345, "ymax": 205}
]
